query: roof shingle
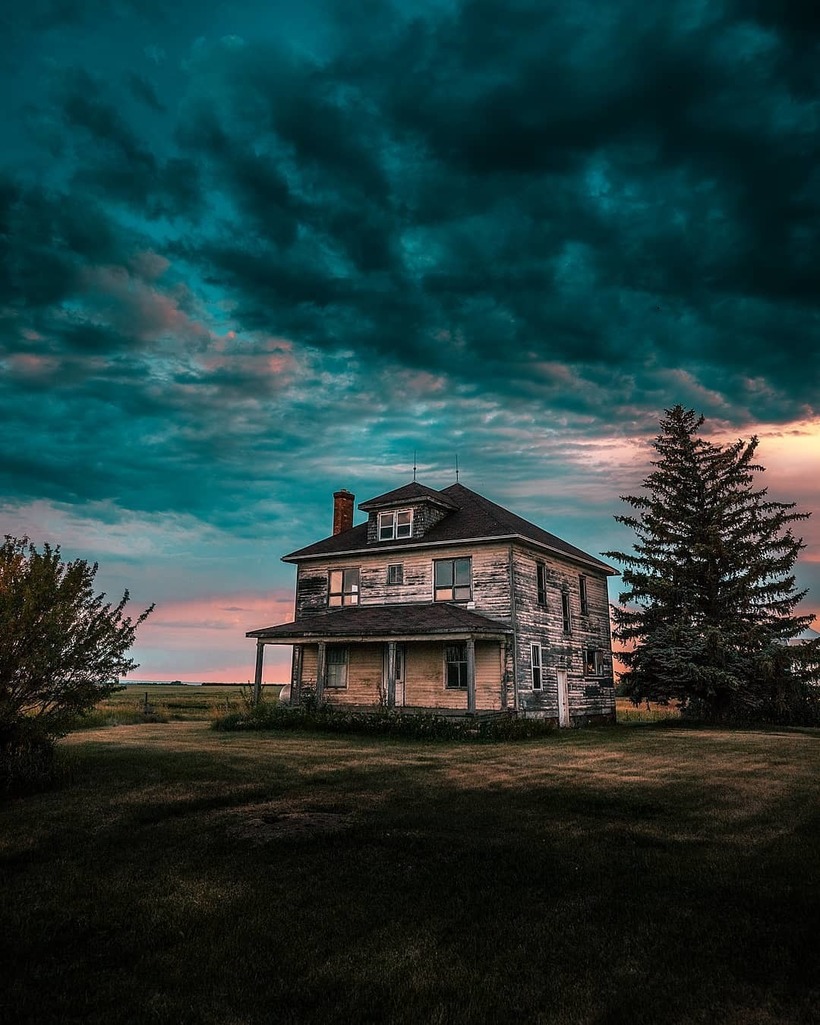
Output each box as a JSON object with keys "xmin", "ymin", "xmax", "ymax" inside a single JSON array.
[
  {"xmin": 283, "ymin": 481, "xmax": 615, "ymax": 574},
  {"xmin": 247, "ymin": 602, "xmax": 513, "ymax": 640}
]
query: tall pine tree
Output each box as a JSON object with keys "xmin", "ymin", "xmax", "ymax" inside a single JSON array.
[{"xmin": 606, "ymin": 406, "xmax": 819, "ymax": 722}]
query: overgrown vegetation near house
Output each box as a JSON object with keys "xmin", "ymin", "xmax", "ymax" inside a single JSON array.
[
  {"xmin": 2, "ymin": 720, "xmax": 818, "ymax": 1025},
  {"xmin": 212, "ymin": 698, "xmax": 558, "ymax": 741}
]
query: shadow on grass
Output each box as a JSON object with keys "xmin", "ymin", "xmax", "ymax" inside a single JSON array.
[{"xmin": 1, "ymin": 727, "xmax": 819, "ymax": 1024}]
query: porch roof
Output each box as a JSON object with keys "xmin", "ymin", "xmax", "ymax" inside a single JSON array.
[{"xmin": 247, "ymin": 602, "xmax": 513, "ymax": 644}]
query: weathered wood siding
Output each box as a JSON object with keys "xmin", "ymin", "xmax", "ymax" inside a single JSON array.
[
  {"xmin": 289, "ymin": 537, "xmax": 612, "ymax": 722},
  {"xmin": 295, "ymin": 639, "xmax": 504, "ymax": 711},
  {"xmin": 295, "ymin": 542, "xmax": 513, "ymax": 622},
  {"xmin": 511, "ymin": 544, "xmax": 615, "ymax": 722}
]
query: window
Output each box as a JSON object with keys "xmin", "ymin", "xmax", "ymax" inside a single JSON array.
[
  {"xmin": 328, "ymin": 568, "xmax": 360, "ymax": 606},
  {"xmin": 445, "ymin": 642, "xmax": 468, "ymax": 689},
  {"xmin": 579, "ymin": 575, "xmax": 589, "ymax": 615},
  {"xmin": 584, "ymin": 648, "xmax": 603, "ymax": 677},
  {"xmin": 434, "ymin": 557, "xmax": 472, "ymax": 601},
  {"xmin": 536, "ymin": 562, "xmax": 547, "ymax": 606},
  {"xmin": 561, "ymin": 591, "xmax": 572, "ymax": 634},
  {"xmin": 326, "ymin": 646, "xmax": 348, "ymax": 688},
  {"xmin": 387, "ymin": 563, "xmax": 404, "ymax": 585},
  {"xmin": 531, "ymin": 643, "xmax": 543, "ymax": 690},
  {"xmin": 378, "ymin": 508, "xmax": 413, "ymax": 541}
]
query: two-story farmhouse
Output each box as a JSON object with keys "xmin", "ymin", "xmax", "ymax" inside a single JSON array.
[{"xmin": 248, "ymin": 481, "xmax": 617, "ymax": 724}]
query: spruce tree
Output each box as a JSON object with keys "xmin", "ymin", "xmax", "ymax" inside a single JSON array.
[{"xmin": 605, "ymin": 406, "xmax": 819, "ymax": 722}]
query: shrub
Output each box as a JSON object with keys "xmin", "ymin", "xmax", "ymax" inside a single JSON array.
[{"xmin": 211, "ymin": 704, "xmax": 556, "ymax": 742}]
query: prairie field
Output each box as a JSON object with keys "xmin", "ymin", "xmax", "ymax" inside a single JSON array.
[{"xmin": 1, "ymin": 704, "xmax": 818, "ymax": 1025}]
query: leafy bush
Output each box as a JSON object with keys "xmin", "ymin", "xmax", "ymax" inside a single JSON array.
[
  {"xmin": 0, "ymin": 535, "xmax": 152, "ymax": 792},
  {"xmin": 212, "ymin": 703, "xmax": 557, "ymax": 742}
]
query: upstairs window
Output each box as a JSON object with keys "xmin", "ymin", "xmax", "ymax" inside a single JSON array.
[
  {"xmin": 584, "ymin": 648, "xmax": 603, "ymax": 677},
  {"xmin": 531, "ymin": 643, "xmax": 543, "ymax": 690},
  {"xmin": 378, "ymin": 508, "xmax": 413, "ymax": 541},
  {"xmin": 561, "ymin": 591, "xmax": 572, "ymax": 634},
  {"xmin": 445, "ymin": 642, "xmax": 468, "ymax": 689},
  {"xmin": 434, "ymin": 557, "xmax": 472, "ymax": 602},
  {"xmin": 328, "ymin": 568, "xmax": 360, "ymax": 607},
  {"xmin": 387, "ymin": 564, "xmax": 404, "ymax": 585},
  {"xmin": 536, "ymin": 562, "xmax": 547, "ymax": 606},
  {"xmin": 579, "ymin": 575, "xmax": 589, "ymax": 615}
]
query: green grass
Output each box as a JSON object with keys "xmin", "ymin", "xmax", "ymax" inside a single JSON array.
[
  {"xmin": 77, "ymin": 684, "xmax": 281, "ymax": 727},
  {"xmin": 2, "ymin": 721, "xmax": 819, "ymax": 1024},
  {"xmin": 616, "ymin": 697, "xmax": 682, "ymax": 723}
]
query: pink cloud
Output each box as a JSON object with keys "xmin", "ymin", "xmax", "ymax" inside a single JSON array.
[{"xmin": 128, "ymin": 590, "xmax": 296, "ymax": 683}]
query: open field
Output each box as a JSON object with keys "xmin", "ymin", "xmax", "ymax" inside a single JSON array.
[
  {"xmin": 81, "ymin": 684, "xmax": 285, "ymax": 726},
  {"xmin": 2, "ymin": 720, "xmax": 819, "ymax": 1025}
]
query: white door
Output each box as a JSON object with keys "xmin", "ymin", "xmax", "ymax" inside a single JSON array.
[{"xmin": 556, "ymin": 670, "xmax": 570, "ymax": 727}]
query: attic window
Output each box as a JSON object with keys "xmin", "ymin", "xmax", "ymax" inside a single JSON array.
[{"xmin": 378, "ymin": 509, "xmax": 413, "ymax": 541}]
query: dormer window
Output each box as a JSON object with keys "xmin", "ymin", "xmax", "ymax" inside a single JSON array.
[{"xmin": 378, "ymin": 508, "xmax": 413, "ymax": 541}]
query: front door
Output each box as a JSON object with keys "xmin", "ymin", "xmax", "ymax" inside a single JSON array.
[
  {"xmin": 556, "ymin": 670, "xmax": 570, "ymax": 727},
  {"xmin": 383, "ymin": 644, "xmax": 406, "ymax": 707}
]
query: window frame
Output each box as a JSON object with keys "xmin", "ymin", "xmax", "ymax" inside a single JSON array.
[
  {"xmin": 579, "ymin": 574, "xmax": 589, "ymax": 615},
  {"xmin": 561, "ymin": 590, "xmax": 572, "ymax": 635},
  {"xmin": 531, "ymin": 642, "xmax": 543, "ymax": 690},
  {"xmin": 536, "ymin": 561, "xmax": 548, "ymax": 606},
  {"xmin": 583, "ymin": 648, "xmax": 604, "ymax": 678},
  {"xmin": 433, "ymin": 557, "xmax": 473, "ymax": 603},
  {"xmin": 386, "ymin": 563, "xmax": 404, "ymax": 586},
  {"xmin": 444, "ymin": 642, "xmax": 468, "ymax": 690},
  {"xmin": 378, "ymin": 508, "xmax": 414, "ymax": 541},
  {"xmin": 325, "ymin": 645, "xmax": 349, "ymax": 689},
  {"xmin": 328, "ymin": 567, "xmax": 360, "ymax": 607}
]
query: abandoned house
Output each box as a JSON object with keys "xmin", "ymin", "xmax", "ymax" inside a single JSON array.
[{"xmin": 247, "ymin": 481, "xmax": 617, "ymax": 724}]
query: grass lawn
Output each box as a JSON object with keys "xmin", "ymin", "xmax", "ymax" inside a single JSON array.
[{"xmin": 2, "ymin": 717, "xmax": 819, "ymax": 1024}]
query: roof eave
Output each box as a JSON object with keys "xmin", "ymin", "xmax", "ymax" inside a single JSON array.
[
  {"xmin": 247, "ymin": 628, "xmax": 512, "ymax": 643},
  {"xmin": 283, "ymin": 532, "xmax": 617, "ymax": 574}
]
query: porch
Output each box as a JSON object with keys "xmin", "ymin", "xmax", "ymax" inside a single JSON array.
[{"xmin": 247, "ymin": 604, "xmax": 514, "ymax": 714}]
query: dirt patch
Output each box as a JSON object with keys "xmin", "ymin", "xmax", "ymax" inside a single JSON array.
[{"xmin": 226, "ymin": 806, "xmax": 353, "ymax": 843}]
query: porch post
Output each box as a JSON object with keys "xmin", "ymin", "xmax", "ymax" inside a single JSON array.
[
  {"xmin": 253, "ymin": 641, "xmax": 265, "ymax": 706},
  {"xmin": 291, "ymin": 645, "xmax": 303, "ymax": 706},
  {"xmin": 316, "ymin": 642, "xmax": 327, "ymax": 704},
  {"xmin": 466, "ymin": 636, "xmax": 476, "ymax": 714},
  {"xmin": 386, "ymin": 641, "xmax": 397, "ymax": 709}
]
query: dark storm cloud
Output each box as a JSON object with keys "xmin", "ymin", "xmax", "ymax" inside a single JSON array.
[
  {"xmin": 126, "ymin": 72, "xmax": 167, "ymax": 113},
  {"xmin": 2, "ymin": 0, "xmax": 820, "ymax": 528},
  {"xmin": 161, "ymin": 3, "xmax": 819, "ymax": 420}
]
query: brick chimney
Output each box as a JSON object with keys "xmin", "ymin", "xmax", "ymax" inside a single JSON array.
[{"xmin": 332, "ymin": 489, "xmax": 354, "ymax": 535}]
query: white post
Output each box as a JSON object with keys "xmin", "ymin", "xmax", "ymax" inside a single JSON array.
[
  {"xmin": 253, "ymin": 641, "xmax": 265, "ymax": 706},
  {"xmin": 466, "ymin": 637, "xmax": 476, "ymax": 714},
  {"xmin": 316, "ymin": 642, "xmax": 327, "ymax": 704},
  {"xmin": 387, "ymin": 641, "xmax": 397, "ymax": 709}
]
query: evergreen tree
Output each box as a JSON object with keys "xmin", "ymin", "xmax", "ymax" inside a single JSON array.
[{"xmin": 605, "ymin": 406, "xmax": 819, "ymax": 722}]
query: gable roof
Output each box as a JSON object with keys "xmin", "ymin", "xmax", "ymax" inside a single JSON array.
[
  {"xmin": 283, "ymin": 481, "xmax": 616, "ymax": 574},
  {"xmin": 247, "ymin": 602, "xmax": 512, "ymax": 641},
  {"xmin": 358, "ymin": 481, "xmax": 459, "ymax": 511}
]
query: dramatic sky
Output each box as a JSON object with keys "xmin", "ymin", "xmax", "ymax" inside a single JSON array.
[{"xmin": 2, "ymin": 0, "xmax": 818, "ymax": 681}]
